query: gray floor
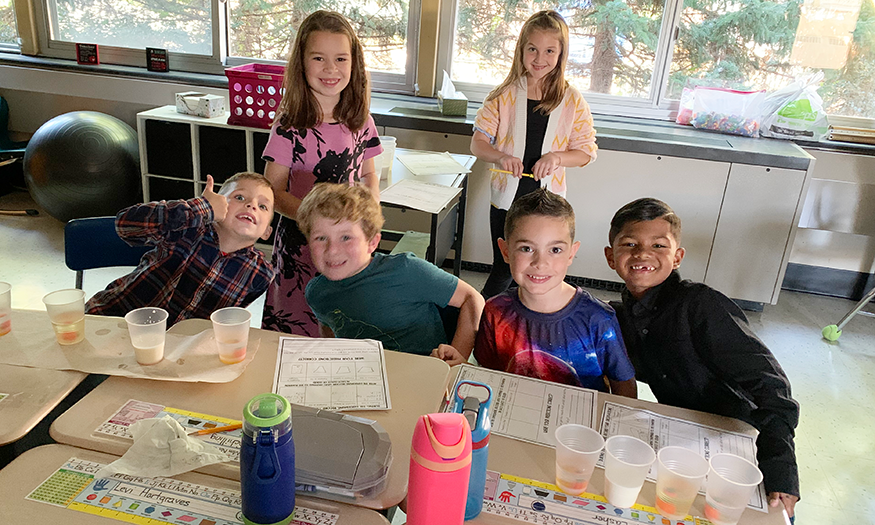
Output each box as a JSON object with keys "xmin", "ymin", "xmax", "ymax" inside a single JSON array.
[{"xmin": 1, "ymin": 188, "xmax": 872, "ymax": 524}]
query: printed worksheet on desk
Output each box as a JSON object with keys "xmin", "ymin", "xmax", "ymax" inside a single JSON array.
[
  {"xmin": 444, "ymin": 364, "xmax": 598, "ymax": 447},
  {"xmin": 272, "ymin": 337, "xmax": 392, "ymax": 411}
]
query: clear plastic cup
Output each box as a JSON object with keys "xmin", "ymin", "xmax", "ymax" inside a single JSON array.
[
  {"xmin": 655, "ymin": 446, "xmax": 710, "ymax": 520},
  {"xmin": 554, "ymin": 424, "xmax": 605, "ymax": 496},
  {"xmin": 210, "ymin": 307, "xmax": 251, "ymax": 364},
  {"xmin": 42, "ymin": 289, "xmax": 86, "ymax": 345},
  {"xmin": 704, "ymin": 453, "xmax": 763, "ymax": 525},
  {"xmin": 0, "ymin": 282, "xmax": 10, "ymax": 336},
  {"xmin": 603, "ymin": 435, "xmax": 656, "ymax": 508},
  {"xmin": 379, "ymin": 136, "xmax": 396, "ymax": 182},
  {"xmin": 125, "ymin": 307, "xmax": 168, "ymax": 365}
]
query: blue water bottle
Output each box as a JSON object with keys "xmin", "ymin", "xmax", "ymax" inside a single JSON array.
[
  {"xmin": 240, "ymin": 393, "xmax": 295, "ymax": 525},
  {"xmin": 452, "ymin": 381, "xmax": 493, "ymax": 520}
]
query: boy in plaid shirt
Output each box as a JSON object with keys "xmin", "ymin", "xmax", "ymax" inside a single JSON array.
[{"xmin": 86, "ymin": 172, "xmax": 275, "ymax": 326}]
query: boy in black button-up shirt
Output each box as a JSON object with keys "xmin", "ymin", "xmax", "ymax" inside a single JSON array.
[{"xmin": 604, "ymin": 198, "xmax": 800, "ymax": 521}]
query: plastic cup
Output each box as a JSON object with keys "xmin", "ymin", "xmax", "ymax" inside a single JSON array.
[
  {"xmin": 379, "ymin": 136, "xmax": 396, "ymax": 183},
  {"xmin": 125, "ymin": 307, "xmax": 168, "ymax": 365},
  {"xmin": 655, "ymin": 446, "xmax": 710, "ymax": 520},
  {"xmin": 0, "ymin": 282, "xmax": 10, "ymax": 336},
  {"xmin": 554, "ymin": 424, "xmax": 605, "ymax": 496},
  {"xmin": 211, "ymin": 307, "xmax": 251, "ymax": 364},
  {"xmin": 704, "ymin": 453, "xmax": 763, "ymax": 525},
  {"xmin": 42, "ymin": 289, "xmax": 86, "ymax": 345},
  {"xmin": 603, "ymin": 435, "xmax": 656, "ymax": 508}
]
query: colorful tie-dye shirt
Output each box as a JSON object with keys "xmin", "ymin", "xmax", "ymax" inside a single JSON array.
[{"xmin": 474, "ymin": 287, "xmax": 634, "ymax": 391}]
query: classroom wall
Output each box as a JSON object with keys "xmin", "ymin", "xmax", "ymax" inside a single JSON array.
[{"xmin": 4, "ymin": 65, "xmax": 875, "ymax": 283}]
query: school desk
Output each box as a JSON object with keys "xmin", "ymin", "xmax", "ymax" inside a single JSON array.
[
  {"xmin": 465, "ymin": 387, "xmax": 789, "ymax": 525},
  {"xmin": 49, "ymin": 318, "xmax": 451, "ymax": 510},
  {"xmin": 0, "ymin": 444, "xmax": 390, "ymax": 524},
  {"xmin": 380, "ymin": 148, "xmax": 474, "ymax": 276},
  {"xmin": 0, "ymin": 362, "xmax": 86, "ymax": 446}
]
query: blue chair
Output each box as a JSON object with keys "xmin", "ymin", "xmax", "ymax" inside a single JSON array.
[
  {"xmin": 64, "ymin": 216, "xmax": 151, "ymax": 289},
  {"xmin": 0, "ymin": 96, "xmax": 27, "ymax": 159}
]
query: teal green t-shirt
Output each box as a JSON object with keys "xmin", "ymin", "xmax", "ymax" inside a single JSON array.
[{"xmin": 304, "ymin": 253, "xmax": 458, "ymax": 355}]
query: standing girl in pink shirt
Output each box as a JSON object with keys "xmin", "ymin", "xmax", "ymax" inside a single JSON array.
[
  {"xmin": 471, "ymin": 10, "xmax": 598, "ymax": 298},
  {"xmin": 262, "ymin": 10, "xmax": 382, "ymax": 336}
]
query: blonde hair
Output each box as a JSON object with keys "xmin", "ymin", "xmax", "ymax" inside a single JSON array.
[
  {"xmin": 277, "ymin": 11, "xmax": 370, "ymax": 132},
  {"xmin": 297, "ymin": 183, "xmax": 384, "ymax": 240},
  {"xmin": 219, "ymin": 172, "xmax": 273, "ymax": 195},
  {"xmin": 486, "ymin": 10, "xmax": 570, "ymax": 114}
]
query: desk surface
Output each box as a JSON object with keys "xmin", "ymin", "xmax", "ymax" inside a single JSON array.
[
  {"xmin": 50, "ymin": 318, "xmax": 451, "ymax": 510},
  {"xmin": 470, "ymin": 388, "xmax": 786, "ymax": 525},
  {"xmin": 0, "ymin": 362, "xmax": 86, "ymax": 446},
  {"xmin": 0, "ymin": 444, "xmax": 390, "ymax": 524}
]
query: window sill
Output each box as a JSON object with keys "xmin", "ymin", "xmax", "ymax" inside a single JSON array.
[{"xmin": 0, "ymin": 52, "xmax": 228, "ymax": 88}]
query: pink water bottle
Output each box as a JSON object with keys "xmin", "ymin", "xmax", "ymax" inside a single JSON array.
[{"xmin": 407, "ymin": 413, "xmax": 472, "ymax": 525}]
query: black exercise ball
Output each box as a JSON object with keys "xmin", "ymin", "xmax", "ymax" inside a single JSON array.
[{"xmin": 24, "ymin": 111, "xmax": 141, "ymax": 222}]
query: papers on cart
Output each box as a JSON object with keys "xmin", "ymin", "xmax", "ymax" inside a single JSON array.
[
  {"xmin": 271, "ymin": 337, "xmax": 392, "ymax": 411},
  {"xmin": 380, "ymin": 178, "xmax": 463, "ymax": 214},
  {"xmin": 396, "ymin": 150, "xmax": 471, "ymax": 176}
]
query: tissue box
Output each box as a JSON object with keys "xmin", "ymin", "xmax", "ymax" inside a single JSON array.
[
  {"xmin": 175, "ymin": 92, "xmax": 226, "ymax": 118},
  {"xmin": 437, "ymin": 93, "xmax": 468, "ymax": 116}
]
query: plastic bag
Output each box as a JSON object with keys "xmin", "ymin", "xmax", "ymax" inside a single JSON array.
[
  {"xmin": 690, "ymin": 87, "xmax": 766, "ymax": 137},
  {"xmin": 676, "ymin": 87, "xmax": 695, "ymax": 125},
  {"xmin": 760, "ymin": 72, "xmax": 829, "ymax": 141}
]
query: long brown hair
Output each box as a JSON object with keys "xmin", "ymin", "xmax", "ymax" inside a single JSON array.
[
  {"xmin": 485, "ymin": 10, "xmax": 570, "ymax": 114},
  {"xmin": 277, "ymin": 11, "xmax": 370, "ymax": 131}
]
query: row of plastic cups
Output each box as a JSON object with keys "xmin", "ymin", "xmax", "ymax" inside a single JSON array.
[
  {"xmin": 124, "ymin": 306, "xmax": 253, "ymax": 365},
  {"xmin": 0, "ymin": 284, "xmax": 83, "ymax": 343},
  {"xmin": 554, "ymin": 424, "xmax": 762, "ymax": 524}
]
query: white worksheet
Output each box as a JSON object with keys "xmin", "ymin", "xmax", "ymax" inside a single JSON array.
[
  {"xmin": 599, "ymin": 401, "xmax": 767, "ymax": 512},
  {"xmin": 445, "ymin": 365, "xmax": 598, "ymax": 447},
  {"xmin": 271, "ymin": 337, "xmax": 391, "ymax": 411},
  {"xmin": 396, "ymin": 151, "xmax": 472, "ymax": 176},
  {"xmin": 380, "ymin": 178, "xmax": 463, "ymax": 214}
]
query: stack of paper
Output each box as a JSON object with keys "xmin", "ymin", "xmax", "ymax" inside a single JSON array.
[
  {"xmin": 380, "ymin": 178, "xmax": 463, "ymax": 214},
  {"xmin": 396, "ymin": 151, "xmax": 472, "ymax": 176}
]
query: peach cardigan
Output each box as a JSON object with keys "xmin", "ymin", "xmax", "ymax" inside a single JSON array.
[{"xmin": 473, "ymin": 76, "xmax": 598, "ymax": 210}]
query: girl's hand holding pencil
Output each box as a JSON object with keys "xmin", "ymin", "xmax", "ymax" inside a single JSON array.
[
  {"xmin": 491, "ymin": 168, "xmax": 535, "ymax": 179},
  {"xmin": 497, "ymin": 154, "xmax": 525, "ymax": 179}
]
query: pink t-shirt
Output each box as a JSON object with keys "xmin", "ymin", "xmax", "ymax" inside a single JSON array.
[{"xmin": 262, "ymin": 116, "xmax": 382, "ymax": 200}]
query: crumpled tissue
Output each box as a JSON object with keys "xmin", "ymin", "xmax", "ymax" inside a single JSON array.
[{"xmin": 95, "ymin": 415, "xmax": 231, "ymax": 479}]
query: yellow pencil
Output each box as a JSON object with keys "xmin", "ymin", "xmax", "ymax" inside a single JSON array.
[
  {"xmin": 489, "ymin": 168, "xmax": 535, "ymax": 178},
  {"xmin": 189, "ymin": 423, "xmax": 242, "ymax": 436}
]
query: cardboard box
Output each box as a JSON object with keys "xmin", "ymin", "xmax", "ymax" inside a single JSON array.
[{"xmin": 175, "ymin": 92, "xmax": 225, "ymax": 118}]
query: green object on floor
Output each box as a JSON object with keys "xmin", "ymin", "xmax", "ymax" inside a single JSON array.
[{"xmin": 822, "ymin": 324, "xmax": 841, "ymax": 341}]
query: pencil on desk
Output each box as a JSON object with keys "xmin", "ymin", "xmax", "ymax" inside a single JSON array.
[
  {"xmin": 489, "ymin": 168, "xmax": 535, "ymax": 178},
  {"xmin": 189, "ymin": 423, "xmax": 242, "ymax": 436}
]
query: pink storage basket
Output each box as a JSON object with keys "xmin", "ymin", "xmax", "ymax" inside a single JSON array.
[{"xmin": 225, "ymin": 64, "xmax": 285, "ymax": 129}]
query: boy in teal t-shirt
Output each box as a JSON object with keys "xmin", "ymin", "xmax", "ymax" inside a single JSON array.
[{"xmin": 301, "ymin": 183, "xmax": 484, "ymax": 362}]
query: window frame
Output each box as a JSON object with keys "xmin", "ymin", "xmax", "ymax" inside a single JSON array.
[
  {"xmin": 28, "ymin": 0, "xmax": 420, "ymax": 93},
  {"xmin": 435, "ymin": 0, "xmax": 688, "ymax": 119}
]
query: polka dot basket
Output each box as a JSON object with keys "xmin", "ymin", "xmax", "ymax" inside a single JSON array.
[{"xmin": 225, "ymin": 63, "xmax": 285, "ymax": 129}]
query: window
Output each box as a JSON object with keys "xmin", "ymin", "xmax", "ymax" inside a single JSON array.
[
  {"xmin": 441, "ymin": 0, "xmax": 875, "ymax": 120},
  {"xmin": 0, "ymin": 0, "xmax": 17, "ymax": 47},
  {"xmin": 670, "ymin": 0, "xmax": 875, "ymax": 119},
  {"xmin": 27, "ymin": 0, "xmax": 418, "ymax": 90},
  {"xmin": 442, "ymin": 0, "xmax": 674, "ymax": 112},
  {"xmin": 227, "ymin": 0, "xmax": 415, "ymax": 84}
]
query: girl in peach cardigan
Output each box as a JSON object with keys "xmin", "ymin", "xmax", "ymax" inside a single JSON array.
[{"xmin": 471, "ymin": 10, "xmax": 598, "ymax": 298}]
